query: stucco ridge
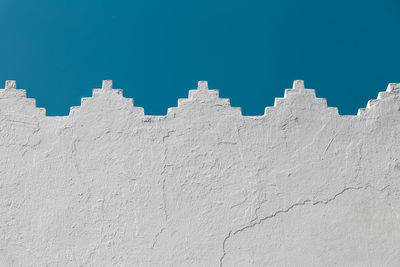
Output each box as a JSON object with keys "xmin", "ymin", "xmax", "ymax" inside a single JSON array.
[{"xmin": 1, "ymin": 79, "xmax": 399, "ymax": 118}]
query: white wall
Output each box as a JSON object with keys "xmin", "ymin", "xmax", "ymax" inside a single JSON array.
[{"xmin": 1, "ymin": 80, "xmax": 399, "ymax": 266}]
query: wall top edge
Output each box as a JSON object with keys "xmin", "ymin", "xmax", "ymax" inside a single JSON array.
[{"xmin": 0, "ymin": 79, "xmax": 399, "ymax": 118}]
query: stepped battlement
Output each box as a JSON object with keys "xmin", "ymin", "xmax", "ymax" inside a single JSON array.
[{"xmin": 1, "ymin": 79, "xmax": 399, "ymax": 118}]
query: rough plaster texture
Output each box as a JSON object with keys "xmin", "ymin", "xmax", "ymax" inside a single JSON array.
[{"xmin": 1, "ymin": 79, "xmax": 400, "ymax": 266}]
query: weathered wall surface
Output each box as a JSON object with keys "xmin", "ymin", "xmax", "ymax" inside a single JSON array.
[{"xmin": 0, "ymin": 79, "xmax": 400, "ymax": 266}]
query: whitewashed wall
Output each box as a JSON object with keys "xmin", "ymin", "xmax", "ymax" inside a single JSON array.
[{"xmin": 0, "ymin": 80, "xmax": 399, "ymax": 266}]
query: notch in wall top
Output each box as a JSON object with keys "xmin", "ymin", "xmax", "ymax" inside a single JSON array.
[
  {"xmin": 377, "ymin": 83, "xmax": 400, "ymax": 99},
  {"xmin": 197, "ymin": 81, "xmax": 208, "ymax": 90},
  {"xmin": 5, "ymin": 80, "xmax": 16, "ymax": 90},
  {"xmin": 92, "ymin": 80, "xmax": 123, "ymax": 96},
  {"xmin": 283, "ymin": 79, "xmax": 316, "ymax": 98},
  {"xmin": 0, "ymin": 80, "xmax": 46, "ymax": 115},
  {"xmin": 275, "ymin": 80, "xmax": 330, "ymax": 111},
  {"xmin": 102, "ymin": 80, "xmax": 113, "ymax": 91},
  {"xmin": 292, "ymin": 80, "xmax": 305, "ymax": 90},
  {"xmin": 387, "ymin": 83, "xmax": 400, "ymax": 93},
  {"xmin": 1, "ymin": 80, "xmax": 26, "ymax": 96},
  {"xmin": 71, "ymin": 79, "xmax": 142, "ymax": 115},
  {"xmin": 360, "ymin": 82, "xmax": 400, "ymax": 114},
  {"xmin": 188, "ymin": 80, "xmax": 220, "ymax": 100},
  {"xmin": 175, "ymin": 80, "xmax": 233, "ymax": 111}
]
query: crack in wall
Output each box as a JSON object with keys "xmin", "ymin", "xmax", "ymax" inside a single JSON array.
[
  {"xmin": 162, "ymin": 177, "xmax": 169, "ymax": 221},
  {"xmin": 161, "ymin": 130, "xmax": 175, "ymax": 222},
  {"xmin": 219, "ymin": 186, "xmax": 365, "ymax": 266},
  {"xmin": 219, "ymin": 230, "xmax": 232, "ymax": 267},
  {"xmin": 71, "ymin": 137, "xmax": 82, "ymax": 179},
  {"xmin": 150, "ymin": 227, "xmax": 165, "ymax": 249},
  {"xmin": 324, "ymin": 132, "xmax": 339, "ymax": 153}
]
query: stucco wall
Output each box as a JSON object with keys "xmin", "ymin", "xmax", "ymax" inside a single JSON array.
[{"xmin": 1, "ymin": 80, "xmax": 400, "ymax": 266}]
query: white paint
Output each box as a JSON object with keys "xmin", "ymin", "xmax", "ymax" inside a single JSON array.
[{"xmin": 0, "ymin": 80, "xmax": 400, "ymax": 266}]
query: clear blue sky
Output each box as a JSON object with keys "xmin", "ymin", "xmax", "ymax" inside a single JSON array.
[{"xmin": 0, "ymin": 0, "xmax": 399, "ymax": 115}]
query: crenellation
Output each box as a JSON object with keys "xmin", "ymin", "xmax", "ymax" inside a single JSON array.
[
  {"xmin": 357, "ymin": 108, "xmax": 366, "ymax": 116},
  {"xmin": 102, "ymin": 79, "xmax": 113, "ymax": 90},
  {"xmin": 284, "ymin": 87, "xmax": 316, "ymax": 98},
  {"xmin": 357, "ymin": 83, "xmax": 400, "ymax": 116},
  {"xmin": 0, "ymin": 80, "xmax": 398, "ymax": 118},
  {"xmin": 377, "ymin": 91, "xmax": 389, "ymax": 99},
  {"xmin": 327, "ymin": 106, "xmax": 340, "ymax": 115},
  {"xmin": 5, "ymin": 80, "xmax": 16, "ymax": 90},
  {"xmin": 177, "ymin": 98, "xmax": 187, "ymax": 107},
  {"xmin": 0, "ymin": 80, "xmax": 26, "ymax": 97},
  {"xmin": 366, "ymin": 99, "xmax": 379, "ymax": 109},
  {"xmin": 373, "ymin": 83, "xmax": 400, "ymax": 101},
  {"xmin": 387, "ymin": 83, "xmax": 400, "ymax": 93},
  {"xmin": 72, "ymin": 80, "xmax": 141, "ymax": 116},
  {"xmin": 197, "ymin": 80, "xmax": 209, "ymax": 90},
  {"xmin": 283, "ymin": 80, "xmax": 316, "ymax": 99},
  {"xmin": 273, "ymin": 97, "xmax": 285, "ymax": 107},
  {"xmin": 92, "ymin": 80, "xmax": 123, "ymax": 96},
  {"xmin": 80, "ymin": 97, "xmax": 91, "ymax": 104},
  {"xmin": 0, "ymin": 80, "xmax": 47, "ymax": 116},
  {"xmin": 292, "ymin": 79, "xmax": 305, "ymax": 90},
  {"xmin": 188, "ymin": 84, "xmax": 220, "ymax": 100}
]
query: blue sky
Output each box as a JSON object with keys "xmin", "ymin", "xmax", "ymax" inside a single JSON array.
[{"xmin": 0, "ymin": 0, "xmax": 399, "ymax": 115}]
